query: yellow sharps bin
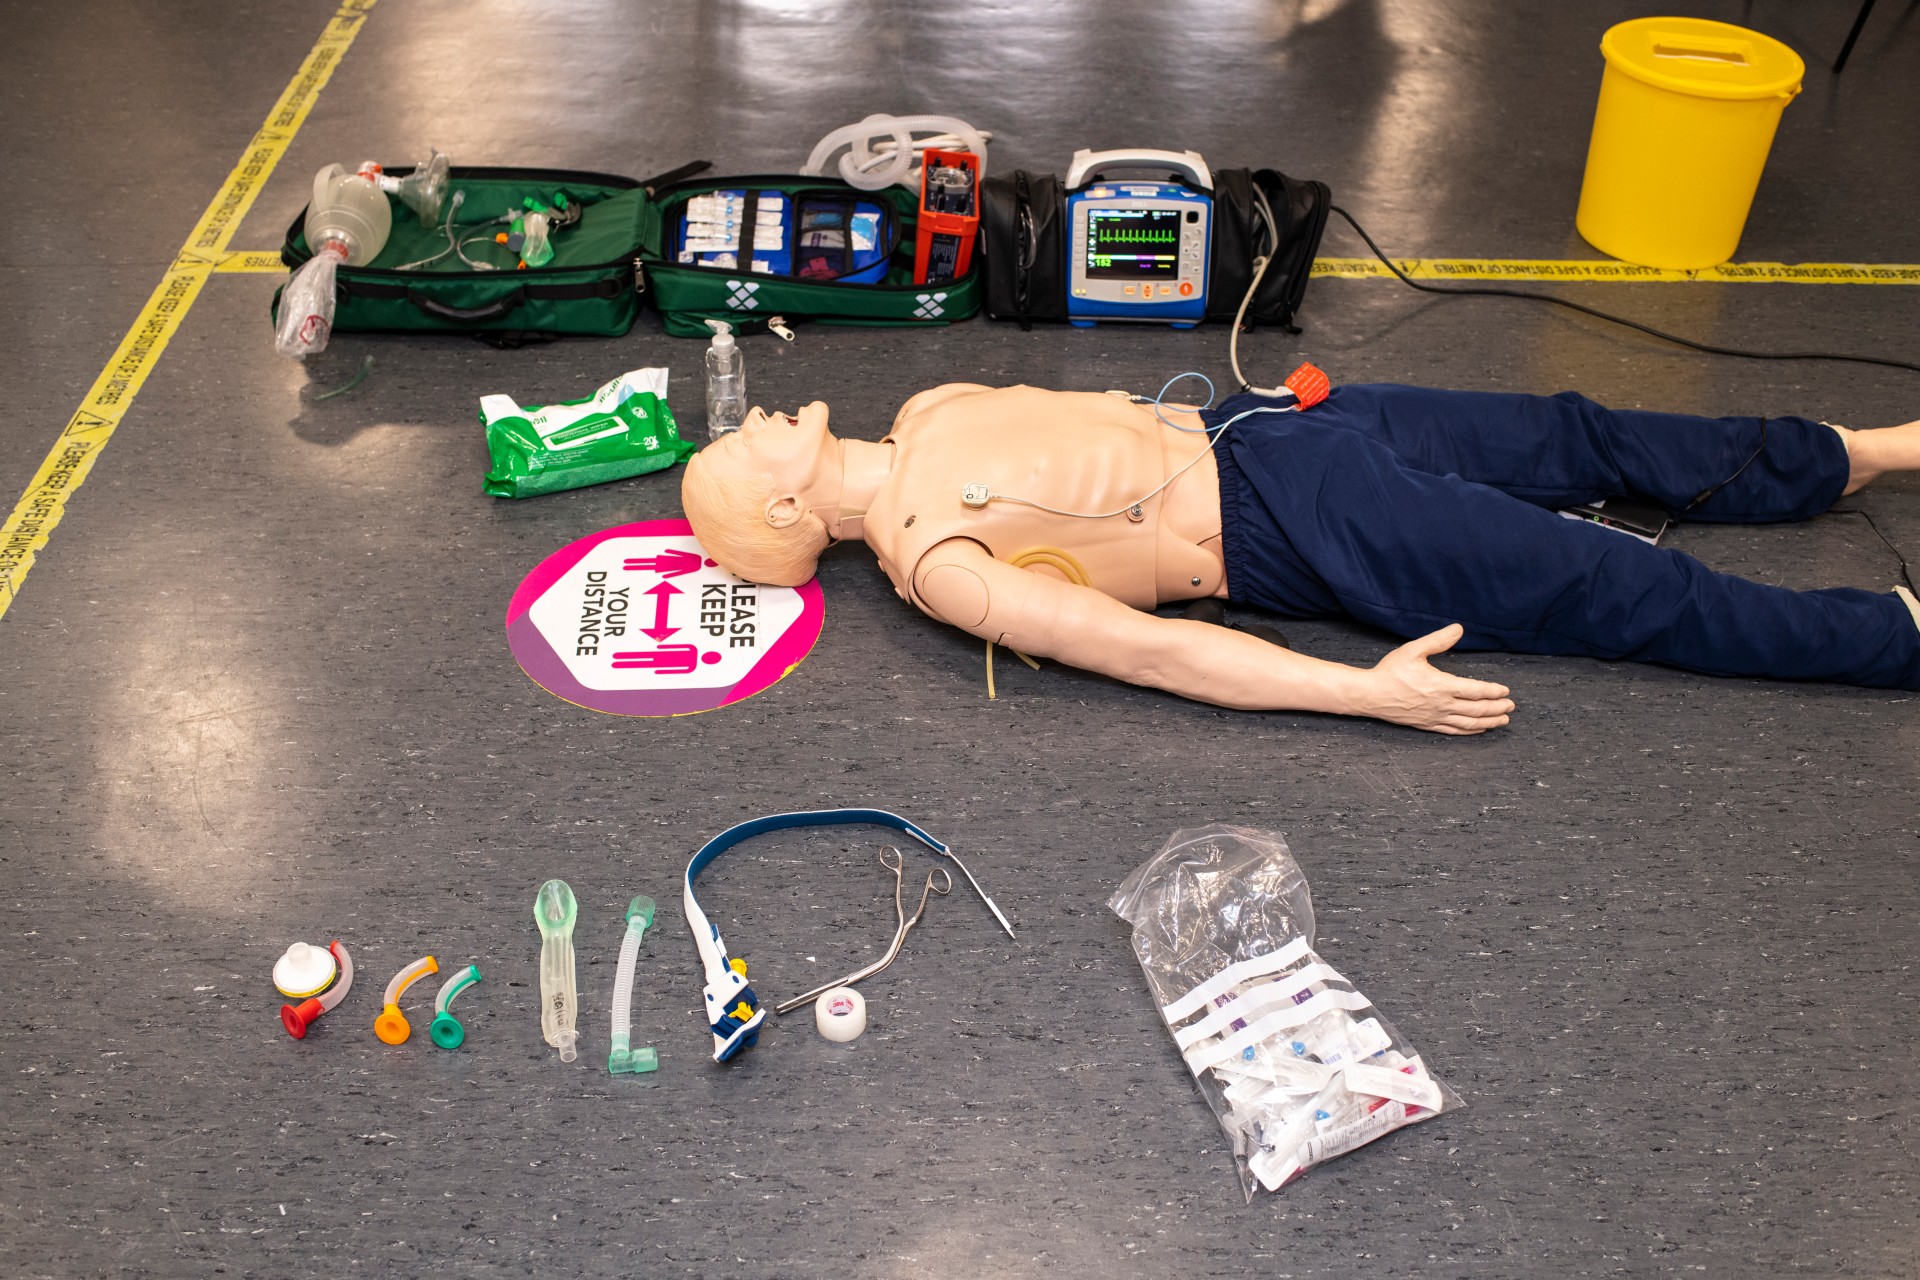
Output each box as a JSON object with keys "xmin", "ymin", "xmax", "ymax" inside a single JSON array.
[{"xmin": 1576, "ymin": 17, "xmax": 1803, "ymax": 269}]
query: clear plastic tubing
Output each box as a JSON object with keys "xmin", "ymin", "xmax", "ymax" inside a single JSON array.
[
  {"xmin": 534, "ymin": 879, "xmax": 580, "ymax": 1063},
  {"xmin": 609, "ymin": 912, "xmax": 644, "ymax": 1043},
  {"xmin": 608, "ymin": 896, "xmax": 658, "ymax": 1074}
]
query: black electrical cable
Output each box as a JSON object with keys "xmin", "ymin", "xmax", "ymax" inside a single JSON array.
[
  {"xmin": 1827, "ymin": 507, "xmax": 1916, "ymax": 593},
  {"xmin": 1330, "ymin": 206, "xmax": 1920, "ymax": 375},
  {"xmin": 1683, "ymin": 417, "xmax": 1768, "ymax": 512}
]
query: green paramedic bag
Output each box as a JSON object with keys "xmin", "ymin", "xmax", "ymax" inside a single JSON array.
[
  {"xmin": 637, "ymin": 173, "xmax": 982, "ymax": 338},
  {"xmin": 273, "ymin": 166, "xmax": 657, "ymax": 338}
]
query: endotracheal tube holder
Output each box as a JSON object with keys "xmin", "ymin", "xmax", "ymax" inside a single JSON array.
[
  {"xmin": 375, "ymin": 955, "xmax": 439, "ymax": 1045},
  {"xmin": 281, "ymin": 940, "xmax": 354, "ymax": 1039},
  {"xmin": 429, "ymin": 965, "xmax": 483, "ymax": 1050},
  {"xmin": 609, "ymin": 896, "xmax": 659, "ymax": 1075},
  {"xmin": 535, "ymin": 879, "xmax": 581, "ymax": 1063}
]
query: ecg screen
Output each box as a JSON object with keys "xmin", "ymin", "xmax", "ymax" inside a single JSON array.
[{"xmin": 1085, "ymin": 209, "xmax": 1181, "ymax": 279}]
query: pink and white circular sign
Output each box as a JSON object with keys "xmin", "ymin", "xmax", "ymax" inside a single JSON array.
[{"xmin": 506, "ymin": 519, "xmax": 824, "ymax": 717}]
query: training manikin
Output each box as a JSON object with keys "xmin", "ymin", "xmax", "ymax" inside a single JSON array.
[{"xmin": 681, "ymin": 382, "xmax": 1920, "ymax": 733}]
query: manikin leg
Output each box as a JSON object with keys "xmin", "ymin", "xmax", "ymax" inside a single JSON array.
[
  {"xmin": 1212, "ymin": 401, "xmax": 1920, "ymax": 689},
  {"xmin": 1287, "ymin": 384, "xmax": 1850, "ymax": 522}
]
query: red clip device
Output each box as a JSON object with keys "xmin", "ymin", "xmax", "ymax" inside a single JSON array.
[
  {"xmin": 913, "ymin": 149, "xmax": 981, "ymax": 286},
  {"xmin": 1283, "ymin": 362, "xmax": 1332, "ymax": 409}
]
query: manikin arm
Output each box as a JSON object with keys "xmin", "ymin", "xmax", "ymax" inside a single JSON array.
[{"xmin": 913, "ymin": 539, "xmax": 1514, "ymax": 735}]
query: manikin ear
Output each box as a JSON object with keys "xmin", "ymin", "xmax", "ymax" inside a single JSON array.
[{"xmin": 765, "ymin": 494, "xmax": 807, "ymax": 529}]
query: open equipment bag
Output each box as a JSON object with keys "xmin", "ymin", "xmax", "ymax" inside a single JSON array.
[
  {"xmin": 637, "ymin": 171, "xmax": 983, "ymax": 338},
  {"xmin": 274, "ymin": 165, "xmax": 658, "ymax": 342},
  {"xmin": 274, "ymin": 163, "xmax": 983, "ymax": 344}
]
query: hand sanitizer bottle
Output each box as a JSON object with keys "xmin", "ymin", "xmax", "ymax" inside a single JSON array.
[{"xmin": 704, "ymin": 320, "xmax": 746, "ymax": 439}]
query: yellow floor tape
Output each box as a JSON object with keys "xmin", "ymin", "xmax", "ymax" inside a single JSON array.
[
  {"xmin": 218, "ymin": 251, "xmax": 292, "ymax": 273},
  {"xmin": 1312, "ymin": 256, "xmax": 1920, "ymax": 284},
  {"xmin": 0, "ymin": 0, "xmax": 380, "ymax": 620},
  {"xmin": 211, "ymin": 252, "xmax": 1920, "ymax": 283}
]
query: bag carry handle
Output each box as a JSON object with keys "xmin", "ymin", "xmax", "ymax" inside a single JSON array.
[{"xmin": 406, "ymin": 286, "xmax": 526, "ymax": 323}]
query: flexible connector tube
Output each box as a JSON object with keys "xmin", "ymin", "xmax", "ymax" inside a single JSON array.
[
  {"xmin": 375, "ymin": 955, "xmax": 439, "ymax": 1045},
  {"xmin": 801, "ymin": 115, "xmax": 990, "ymax": 192},
  {"xmin": 608, "ymin": 896, "xmax": 657, "ymax": 1074},
  {"xmin": 610, "ymin": 929, "xmax": 641, "ymax": 1043}
]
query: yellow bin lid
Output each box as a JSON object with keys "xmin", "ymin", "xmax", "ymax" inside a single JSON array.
[{"xmin": 1601, "ymin": 16, "xmax": 1803, "ymax": 100}]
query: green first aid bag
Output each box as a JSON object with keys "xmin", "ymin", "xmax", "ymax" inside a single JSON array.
[
  {"xmin": 275, "ymin": 162, "xmax": 981, "ymax": 342},
  {"xmin": 481, "ymin": 368, "xmax": 692, "ymax": 499},
  {"xmin": 276, "ymin": 166, "xmax": 657, "ymax": 338}
]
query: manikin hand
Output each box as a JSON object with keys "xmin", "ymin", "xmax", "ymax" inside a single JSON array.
[{"xmin": 1367, "ymin": 624, "xmax": 1514, "ymax": 735}]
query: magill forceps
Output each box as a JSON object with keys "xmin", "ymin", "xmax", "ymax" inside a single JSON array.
[{"xmin": 776, "ymin": 846, "xmax": 952, "ymax": 1015}]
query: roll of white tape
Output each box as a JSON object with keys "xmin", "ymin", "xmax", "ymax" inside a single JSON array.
[{"xmin": 814, "ymin": 987, "xmax": 867, "ymax": 1042}]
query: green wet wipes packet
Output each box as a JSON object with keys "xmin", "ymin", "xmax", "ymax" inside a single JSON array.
[{"xmin": 481, "ymin": 367, "xmax": 693, "ymax": 499}]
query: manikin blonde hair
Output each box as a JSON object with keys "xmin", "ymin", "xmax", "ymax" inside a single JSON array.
[{"xmin": 681, "ymin": 445, "xmax": 831, "ymax": 587}]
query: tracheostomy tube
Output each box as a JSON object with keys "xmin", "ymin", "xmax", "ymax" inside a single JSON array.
[
  {"xmin": 429, "ymin": 964, "xmax": 483, "ymax": 1050},
  {"xmin": 608, "ymin": 896, "xmax": 658, "ymax": 1075},
  {"xmin": 374, "ymin": 955, "xmax": 439, "ymax": 1045},
  {"xmin": 281, "ymin": 940, "xmax": 354, "ymax": 1039},
  {"xmin": 534, "ymin": 879, "xmax": 581, "ymax": 1063}
]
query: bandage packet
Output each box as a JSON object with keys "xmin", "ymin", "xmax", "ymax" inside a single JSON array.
[
  {"xmin": 1110, "ymin": 824, "xmax": 1462, "ymax": 1201},
  {"xmin": 481, "ymin": 367, "xmax": 693, "ymax": 499}
]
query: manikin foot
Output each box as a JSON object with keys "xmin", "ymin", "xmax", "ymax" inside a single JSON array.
[{"xmin": 1837, "ymin": 418, "xmax": 1920, "ymax": 495}]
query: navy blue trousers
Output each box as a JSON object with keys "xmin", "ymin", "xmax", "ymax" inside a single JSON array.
[{"xmin": 1210, "ymin": 384, "xmax": 1920, "ymax": 689}]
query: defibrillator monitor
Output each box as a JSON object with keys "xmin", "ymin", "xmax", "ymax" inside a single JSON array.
[{"xmin": 1065, "ymin": 149, "xmax": 1212, "ymax": 328}]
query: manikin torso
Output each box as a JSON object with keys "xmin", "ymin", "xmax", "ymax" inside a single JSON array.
[{"xmin": 861, "ymin": 384, "xmax": 1229, "ymax": 611}]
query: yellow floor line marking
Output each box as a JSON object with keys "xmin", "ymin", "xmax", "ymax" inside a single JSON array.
[
  {"xmin": 0, "ymin": 0, "xmax": 380, "ymax": 620},
  {"xmin": 215, "ymin": 252, "xmax": 1920, "ymax": 283},
  {"xmin": 218, "ymin": 251, "xmax": 291, "ymax": 273},
  {"xmin": 1312, "ymin": 256, "xmax": 1920, "ymax": 284}
]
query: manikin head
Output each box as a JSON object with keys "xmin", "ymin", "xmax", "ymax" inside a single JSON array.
[{"xmin": 681, "ymin": 402, "xmax": 841, "ymax": 587}]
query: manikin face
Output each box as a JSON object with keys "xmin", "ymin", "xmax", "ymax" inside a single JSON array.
[{"xmin": 704, "ymin": 402, "xmax": 836, "ymax": 495}]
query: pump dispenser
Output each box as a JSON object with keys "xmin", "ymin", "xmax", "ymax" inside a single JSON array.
[{"xmin": 703, "ymin": 320, "xmax": 746, "ymax": 439}]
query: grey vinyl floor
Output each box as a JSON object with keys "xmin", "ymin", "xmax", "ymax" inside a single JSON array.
[{"xmin": 2, "ymin": 1, "xmax": 1916, "ymax": 1276}]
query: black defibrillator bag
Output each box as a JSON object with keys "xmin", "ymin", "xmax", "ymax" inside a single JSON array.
[
  {"xmin": 980, "ymin": 165, "xmax": 1329, "ymax": 330},
  {"xmin": 1227, "ymin": 169, "xmax": 1332, "ymax": 331},
  {"xmin": 978, "ymin": 169, "xmax": 1068, "ymax": 328}
]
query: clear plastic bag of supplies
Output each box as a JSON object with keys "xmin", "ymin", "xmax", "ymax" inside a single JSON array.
[{"xmin": 1109, "ymin": 825, "xmax": 1462, "ymax": 1200}]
